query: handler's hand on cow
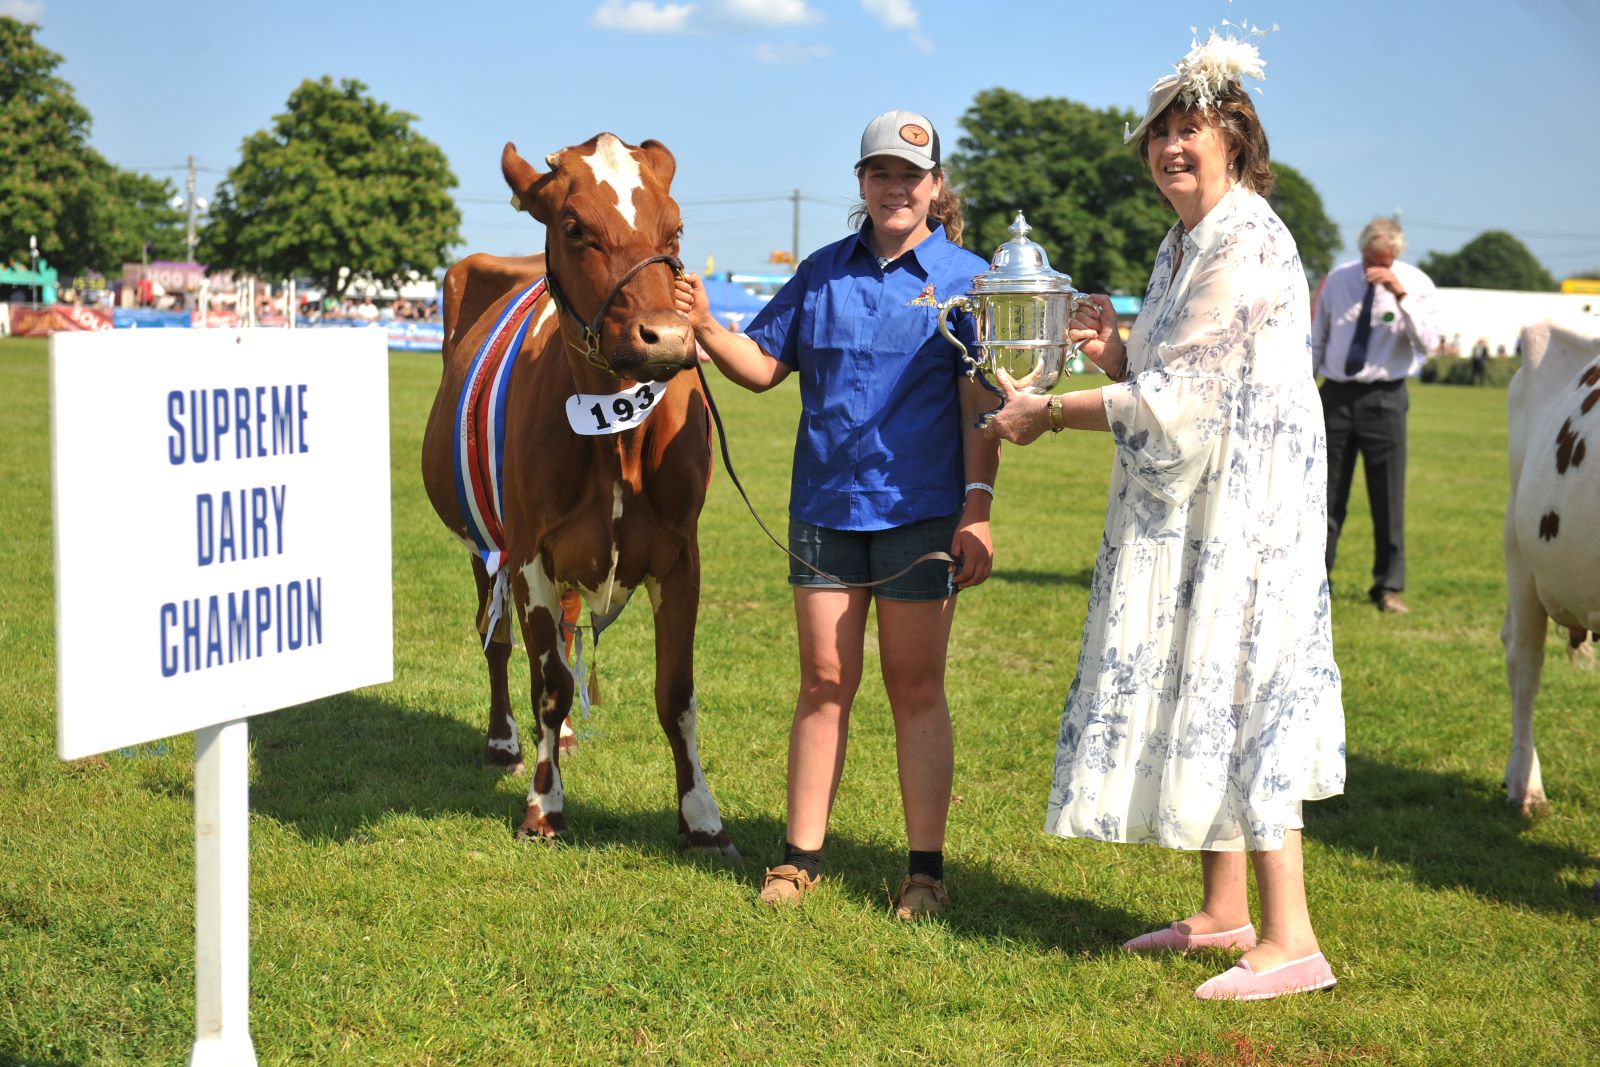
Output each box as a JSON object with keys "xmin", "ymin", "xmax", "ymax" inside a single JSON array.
[
  {"xmin": 982, "ymin": 369, "xmax": 1052, "ymax": 446},
  {"xmin": 950, "ymin": 517, "xmax": 993, "ymax": 590},
  {"xmin": 674, "ymin": 272, "xmax": 714, "ymax": 330}
]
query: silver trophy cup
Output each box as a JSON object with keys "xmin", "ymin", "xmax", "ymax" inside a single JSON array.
[{"xmin": 937, "ymin": 212, "xmax": 1090, "ymax": 424}]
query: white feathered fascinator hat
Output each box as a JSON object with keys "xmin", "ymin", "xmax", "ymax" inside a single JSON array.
[{"xmin": 1124, "ymin": 20, "xmax": 1276, "ymax": 145}]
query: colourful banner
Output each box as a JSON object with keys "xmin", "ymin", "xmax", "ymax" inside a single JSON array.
[
  {"xmin": 11, "ymin": 305, "xmax": 113, "ymax": 336},
  {"xmin": 114, "ymin": 308, "xmax": 192, "ymax": 329}
]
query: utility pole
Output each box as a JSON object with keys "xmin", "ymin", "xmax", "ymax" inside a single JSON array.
[
  {"xmin": 791, "ymin": 188, "xmax": 801, "ymax": 272},
  {"xmin": 186, "ymin": 155, "xmax": 199, "ymax": 263}
]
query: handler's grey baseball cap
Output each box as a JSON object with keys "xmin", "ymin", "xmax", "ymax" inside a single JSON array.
[{"xmin": 856, "ymin": 109, "xmax": 940, "ymax": 170}]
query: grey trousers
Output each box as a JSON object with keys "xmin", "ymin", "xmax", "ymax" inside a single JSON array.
[{"xmin": 1321, "ymin": 378, "xmax": 1408, "ymax": 598}]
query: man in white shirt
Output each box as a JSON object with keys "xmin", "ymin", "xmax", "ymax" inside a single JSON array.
[{"xmin": 1311, "ymin": 217, "xmax": 1441, "ymax": 614}]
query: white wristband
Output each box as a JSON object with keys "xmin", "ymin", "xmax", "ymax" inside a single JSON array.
[{"xmin": 964, "ymin": 482, "xmax": 994, "ymax": 498}]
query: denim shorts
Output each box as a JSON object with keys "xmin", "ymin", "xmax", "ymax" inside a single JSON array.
[{"xmin": 787, "ymin": 512, "xmax": 960, "ymax": 601}]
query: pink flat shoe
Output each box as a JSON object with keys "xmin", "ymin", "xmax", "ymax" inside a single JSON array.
[
  {"xmin": 1194, "ymin": 952, "xmax": 1337, "ymax": 1001},
  {"xmin": 1121, "ymin": 921, "xmax": 1257, "ymax": 954}
]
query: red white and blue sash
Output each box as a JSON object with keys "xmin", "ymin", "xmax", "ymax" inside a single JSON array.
[{"xmin": 452, "ymin": 279, "xmax": 546, "ymax": 643}]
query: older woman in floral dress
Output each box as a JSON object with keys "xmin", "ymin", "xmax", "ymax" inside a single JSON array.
[{"xmin": 986, "ymin": 28, "xmax": 1345, "ymax": 1000}]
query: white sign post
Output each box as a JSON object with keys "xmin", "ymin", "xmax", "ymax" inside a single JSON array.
[{"xmin": 51, "ymin": 328, "xmax": 394, "ymax": 1066}]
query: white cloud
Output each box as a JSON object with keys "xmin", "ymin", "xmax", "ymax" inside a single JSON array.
[
  {"xmin": 710, "ymin": 0, "xmax": 820, "ymax": 26},
  {"xmin": 590, "ymin": 0, "xmax": 695, "ymax": 33},
  {"xmin": 861, "ymin": 0, "xmax": 932, "ymax": 51},
  {"xmin": 753, "ymin": 41, "xmax": 831, "ymax": 64},
  {"xmin": 0, "ymin": 0, "xmax": 46, "ymax": 19}
]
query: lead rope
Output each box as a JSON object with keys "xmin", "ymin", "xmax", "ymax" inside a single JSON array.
[{"xmin": 694, "ymin": 362, "xmax": 958, "ymax": 589}]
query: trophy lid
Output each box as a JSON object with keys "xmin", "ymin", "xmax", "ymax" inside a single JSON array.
[{"xmin": 971, "ymin": 212, "xmax": 1076, "ymax": 295}]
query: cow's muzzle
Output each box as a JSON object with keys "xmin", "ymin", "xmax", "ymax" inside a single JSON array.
[{"xmin": 545, "ymin": 252, "xmax": 685, "ymax": 378}]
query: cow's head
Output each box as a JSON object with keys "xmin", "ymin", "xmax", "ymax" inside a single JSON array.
[{"xmin": 503, "ymin": 134, "xmax": 693, "ymax": 382}]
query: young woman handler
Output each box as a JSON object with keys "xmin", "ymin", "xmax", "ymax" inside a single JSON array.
[{"xmin": 674, "ymin": 110, "xmax": 998, "ymax": 919}]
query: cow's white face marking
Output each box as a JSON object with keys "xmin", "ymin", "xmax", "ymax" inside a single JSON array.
[{"xmin": 585, "ymin": 134, "xmax": 643, "ymax": 230}]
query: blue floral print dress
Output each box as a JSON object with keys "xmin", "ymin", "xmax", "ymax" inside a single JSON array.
[{"xmin": 1044, "ymin": 184, "xmax": 1346, "ymax": 852}]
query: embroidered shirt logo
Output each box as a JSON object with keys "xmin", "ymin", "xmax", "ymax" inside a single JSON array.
[{"xmin": 908, "ymin": 284, "xmax": 938, "ymax": 307}]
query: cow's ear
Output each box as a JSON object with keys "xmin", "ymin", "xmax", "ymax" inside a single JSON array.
[
  {"xmin": 639, "ymin": 139, "xmax": 676, "ymax": 191},
  {"xmin": 502, "ymin": 142, "xmax": 554, "ymax": 221}
]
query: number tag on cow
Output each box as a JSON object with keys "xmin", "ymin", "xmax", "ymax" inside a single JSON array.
[{"xmin": 565, "ymin": 381, "xmax": 669, "ymax": 436}]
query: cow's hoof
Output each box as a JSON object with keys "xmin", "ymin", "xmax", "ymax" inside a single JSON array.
[
  {"xmin": 558, "ymin": 733, "xmax": 579, "ymax": 756},
  {"xmin": 486, "ymin": 759, "xmax": 526, "ymax": 776},
  {"xmin": 684, "ymin": 842, "xmax": 742, "ymax": 863},
  {"xmin": 1510, "ymin": 794, "xmax": 1549, "ymax": 818},
  {"xmin": 515, "ymin": 804, "xmax": 566, "ymax": 841},
  {"xmin": 484, "ymin": 745, "xmax": 525, "ymax": 775},
  {"xmin": 682, "ymin": 830, "xmax": 740, "ymax": 863}
]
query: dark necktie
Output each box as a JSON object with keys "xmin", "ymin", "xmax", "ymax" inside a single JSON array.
[{"xmin": 1343, "ymin": 281, "xmax": 1376, "ymax": 377}]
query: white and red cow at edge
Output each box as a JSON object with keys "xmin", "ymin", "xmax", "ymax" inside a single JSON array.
[
  {"xmin": 1501, "ymin": 320, "xmax": 1600, "ymax": 816},
  {"xmin": 420, "ymin": 134, "xmax": 737, "ymax": 858}
]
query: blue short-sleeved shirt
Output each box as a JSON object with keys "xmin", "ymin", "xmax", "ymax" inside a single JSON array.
[{"xmin": 744, "ymin": 224, "xmax": 988, "ymax": 531}]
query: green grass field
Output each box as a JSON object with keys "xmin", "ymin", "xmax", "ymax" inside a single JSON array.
[{"xmin": 1, "ymin": 335, "xmax": 1595, "ymax": 1065}]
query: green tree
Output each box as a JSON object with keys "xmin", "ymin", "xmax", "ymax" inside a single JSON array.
[
  {"xmin": 947, "ymin": 87, "xmax": 1341, "ymax": 293},
  {"xmin": 201, "ymin": 77, "xmax": 461, "ymax": 298},
  {"xmin": 1419, "ymin": 230, "xmax": 1557, "ymax": 291},
  {"xmin": 1267, "ymin": 163, "xmax": 1339, "ymax": 279},
  {"xmin": 0, "ymin": 18, "xmax": 185, "ymax": 278},
  {"xmin": 948, "ymin": 88, "xmax": 1169, "ymax": 294},
  {"xmin": 0, "ymin": 17, "xmax": 186, "ymax": 277},
  {"xmin": 0, "ymin": 16, "xmax": 99, "ymax": 275},
  {"xmin": 91, "ymin": 167, "xmax": 188, "ymax": 267}
]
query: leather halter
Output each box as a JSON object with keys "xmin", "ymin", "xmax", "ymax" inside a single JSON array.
[{"xmin": 543, "ymin": 247, "xmax": 685, "ymax": 376}]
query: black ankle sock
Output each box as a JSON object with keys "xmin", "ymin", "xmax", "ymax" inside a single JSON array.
[
  {"xmin": 783, "ymin": 842, "xmax": 822, "ymax": 879},
  {"xmin": 908, "ymin": 849, "xmax": 944, "ymax": 881}
]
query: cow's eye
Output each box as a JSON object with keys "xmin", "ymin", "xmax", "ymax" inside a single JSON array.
[{"xmin": 562, "ymin": 220, "xmax": 584, "ymax": 242}]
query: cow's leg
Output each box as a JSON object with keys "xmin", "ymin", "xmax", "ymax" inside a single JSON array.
[
  {"xmin": 472, "ymin": 555, "xmax": 523, "ymax": 774},
  {"xmin": 514, "ymin": 558, "xmax": 576, "ymax": 840},
  {"xmin": 648, "ymin": 558, "xmax": 738, "ymax": 860},
  {"xmin": 558, "ymin": 590, "xmax": 582, "ymax": 754},
  {"xmin": 1502, "ymin": 517, "xmax": 1548, "ymax": 816}
]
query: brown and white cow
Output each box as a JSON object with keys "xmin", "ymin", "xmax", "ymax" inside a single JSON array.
[
  {"xmin": 1501, "ymin": 320, "xmax": 1600, "ymax": 816},
  {"xmin": 420, "ymin": 133, "xmax": 736, "ymax": 857}
]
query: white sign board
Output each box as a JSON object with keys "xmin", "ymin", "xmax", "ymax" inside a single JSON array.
[{"xmin": 52, "ymin": 328, "xmax": 394, "ymax": 759}]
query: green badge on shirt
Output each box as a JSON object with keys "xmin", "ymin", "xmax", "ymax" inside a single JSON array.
[{"xmin": 1383, "ymin": 311, "xmax": 1396, "ymax": 322}]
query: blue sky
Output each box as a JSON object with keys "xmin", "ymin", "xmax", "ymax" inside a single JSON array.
[{"xmin": 23, "ymin": 0, "xmax": 1600, "ymax": 281}]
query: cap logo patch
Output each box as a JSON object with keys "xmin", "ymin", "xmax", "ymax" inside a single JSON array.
[{"xmin": 899, "ymin": 124, "xmax": 930, "ymax": 147}]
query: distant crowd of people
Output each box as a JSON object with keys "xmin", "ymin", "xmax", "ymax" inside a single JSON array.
[{"xmin": 302, "ymin": 295, "xmax": 439, "ymax": 323}]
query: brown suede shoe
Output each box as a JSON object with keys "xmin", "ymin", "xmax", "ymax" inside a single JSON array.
[
  {"xmin": 758, "ymin": 863, "xmax": 818, "ymax": 906},
  {"xmin": 1375, "ymin": 591, "xmax": 1410, "ymax": 614},
  {"xmin": 891, "ymin": 873, "xmax": 949, "ymax": 921}
]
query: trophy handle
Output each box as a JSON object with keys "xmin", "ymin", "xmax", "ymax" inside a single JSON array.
[
  {"xmin": 936, "ymin": 295, "xmax": 979, "ymax": 379},
  {"xmin": 938, "ymin": 294, "xmax": 1005, "ymax": 428},
  {"xmin": 1064, "ymin": 291, "xmax": 1098, "ymax": 377}
]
